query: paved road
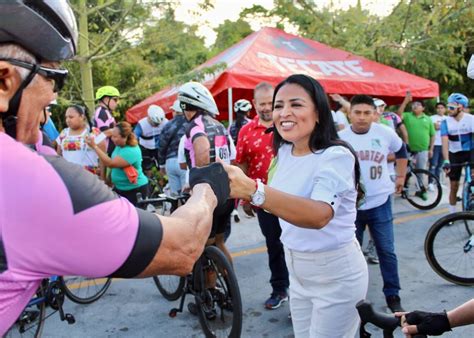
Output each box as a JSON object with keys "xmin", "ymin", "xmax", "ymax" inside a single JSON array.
[{"xmin": 45, "ymin": 193, "xmax": 473, "ymax": 337}]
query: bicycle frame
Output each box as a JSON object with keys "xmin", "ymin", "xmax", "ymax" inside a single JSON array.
[{"xmin": 462, "ymin": 164, "xmax": 472, "ymax": 211}]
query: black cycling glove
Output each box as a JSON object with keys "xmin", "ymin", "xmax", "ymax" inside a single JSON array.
[
  {"xmin": 405, "ymin": 310, "xmax": 451, "ymax": 336},
  {"xmin": 189, "ymin": 163, "xmax": 230, "ymax": 207}
]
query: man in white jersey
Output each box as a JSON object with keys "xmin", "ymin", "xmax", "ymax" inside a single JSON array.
[
  {"xmin": 429, "ymin": 102, "xmax": 447, "ymax": 188},
  {"xmin": 339, "ymin": 95, "xmax": 408, "ymax": 313},
  {"xmin": 441, "ymin": 93, "xmax": 474, "ymax": 213}
]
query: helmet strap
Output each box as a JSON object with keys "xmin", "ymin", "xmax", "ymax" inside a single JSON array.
[{"xmin": 1, "ymin": 64, "xmax": 39, "ymax": 139}]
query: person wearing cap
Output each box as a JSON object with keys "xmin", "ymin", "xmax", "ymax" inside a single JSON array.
[
  {"xmin": 0, "ymin": 1, "xmax": 229, "ymax": 334},
  {"xmin": 374, "ymin": 98, "xmax": 409, "ymax": 144},
  {"xmin": 158, "ymin": 100, "xmax": 188, "ymax": 194},
  {"xmin": 395, "ymin": 92, "xmax": 435, "ymax": 173},
  {"xmin": 134, "ymin": 104, "xmax": 168, "ymax": 177}
]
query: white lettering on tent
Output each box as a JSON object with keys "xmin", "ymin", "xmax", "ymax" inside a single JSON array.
[
  {"xmin": 345, "ymin": 60, "xmax": 374, "ymax": 77},
  {"xmin": 257, "ymin": 52, "xmax": 287, "ymax": 72},
  {"xmin": 311, "ymin": 61, "xmax": 346, "ymax": 76},
  {"xmin": 256, "ymin": 52, "xmax": 374, "ymax": 77},
  {"xmin": 279, "ymin": 57, "xmax": 301, "ymax": 73}
]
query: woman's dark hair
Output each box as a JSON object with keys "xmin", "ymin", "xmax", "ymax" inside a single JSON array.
[
  {"xmin": 272, "ymin": 74, "xmax": 365, "ymax": 203},
  {"xmin": 116, "ymin": 121, "xmax": 138, "ymax": 146},
  {"xmin": 68, "ymin": 104, "xmax": 92, "ymax": 129}
]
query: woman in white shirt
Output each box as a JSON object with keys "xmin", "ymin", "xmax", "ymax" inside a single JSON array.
[
  {"xmin": 57, "ymin": 105, "xmax": 106, "ymax": 175},
  {"xmin": 222, "ymin": 74, "xmax": 368, "ymax": 337}
]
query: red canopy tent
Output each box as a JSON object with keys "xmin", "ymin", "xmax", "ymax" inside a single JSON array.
[{"xmin": 126, "ymin": 27, "xmax": 439, "ymax": 124}]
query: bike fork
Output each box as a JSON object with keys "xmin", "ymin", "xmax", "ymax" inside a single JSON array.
[{"xmin": 464, "ymin": 235, "xmax": 474, "ymax": 253}]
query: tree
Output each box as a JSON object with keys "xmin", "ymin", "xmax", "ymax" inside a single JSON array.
[{"xmin": 211, "ymin": 19, "xmax": 253, "ymax": 55}]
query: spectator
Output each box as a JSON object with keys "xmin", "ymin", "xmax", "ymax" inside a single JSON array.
[
  {"xmin": 329, "ymin": 93, "xmax": 350, "ymax": 131},
  {"xmin": 223, "ymin": 74, "xmax": 368, "ymax": 337},
  {"xmin": 229, "ymin": 99, "xmax": 252, "ymax": 145},
  {"xmin": 56, "ymin": 105, "xmax": 105, "ymax": 175},
  {"xmin": 396, "ymin": 92, "xmax": 435, "ymax": 171},
  {"xmin": 339, "ymin": 95, "xmax": 408, "ymax": 314},
  {"xmin": 86, "ymin": 121, "xmax": 149, "ymax": 206},
  {"xmin": 429, "ymin": 102, "xmax": 447, "ymax": 187},
  {"xmin": 374, "ymin": 98, "xmax": 409, "ymax": 144},
  {"xmin": 134, "ymin": 104, "xmax": 168, "ymax": 177},
  {"xmin": 158, "ymin": 100, "xmax": 187, "ymax": 195},
  {"xmin": 235, "ymin": 82, "xmax": 290, "ymax": 309}
]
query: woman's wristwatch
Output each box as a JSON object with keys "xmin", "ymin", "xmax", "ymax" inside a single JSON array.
[{"xmin": 250, "ymin": 179, "xmax": 266, "ymax": 206}]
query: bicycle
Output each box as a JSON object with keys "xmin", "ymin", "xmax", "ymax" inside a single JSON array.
[
  {"xmin": 401, "ymin": 153, "xmax": 442, "ymax": 210},
  {"xmin": 357, "ymin": 300, "xmax": 426, "ymax": 338},
  {"xmin": 449, "ymin": 162, "xmax": 474, "ymax": 211},
  {"xmin": 60, "ymin": 276, "xmax": 112, "ymax": 304},
  {"xmin": 136, "ymin": 193, "xmax": 243, "ymax": 338},
  {"xmin": 6, "ymin": 276, "xmax": 75, "ymax": 337},
  {"xmin": 424, "ymin": 211, "xmax": 474, "ymax": 286}
]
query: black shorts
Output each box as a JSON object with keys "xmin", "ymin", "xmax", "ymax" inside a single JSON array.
[
  {"xmin": 448, "ymin": 151, "xmax": 472, "ymax": 181},
  {"xmin": 140, "ymin": 146, "xmax": 159, "ymax": 170},
  {"xmin": 210, "ymin": 199, "xmax": 234, "ymax": 238}
]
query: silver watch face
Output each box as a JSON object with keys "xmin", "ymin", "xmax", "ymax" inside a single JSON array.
[{"xmin": 252, "ymin": 192, "xmax": 265, "ymax": 206}]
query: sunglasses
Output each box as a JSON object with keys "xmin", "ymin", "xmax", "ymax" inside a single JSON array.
[
  {"xmin": 0, "ymin": 58, "xmax": 68, "ymax": 93},
  {"xmin": 447, "ymin": 105, "xmax": 458, "ymax": 111}
]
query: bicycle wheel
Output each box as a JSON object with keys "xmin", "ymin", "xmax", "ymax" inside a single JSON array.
[
  {"xmin": 151, "ymin": 199, "xmax": 184, "ymax": 300},
  {"xmin": 425, "ymin": 212, "xmax": 474, "ymax": 286},
  {"xmin": 404, "ymin": 169, "xmax": 442, "ymax": 210},
  {"xmin": 152, "ymin": 275, "xmax": 186, "ymax": 301},
  {"xmin": 6, "ymin": 282, "xmax": 46, "ymax": 337},
  {"xmin": 194, "ymin": 246, "xmax": 242, "ymax": 338},
  {"xmin": 61, "ymin": 276, "xmax": 112, "ymax": 304}
]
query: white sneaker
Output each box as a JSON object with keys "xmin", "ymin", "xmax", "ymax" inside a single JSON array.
[{"xmin": 427, "ymin": 183, "xmax": 435, "ymax": 192}]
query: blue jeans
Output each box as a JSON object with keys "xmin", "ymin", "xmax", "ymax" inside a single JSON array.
[
  {"xmin": 165, "ymin": 157, "xmax": 186, "ymax": 194},
  {"xmin": 430, "ymin": 145, "xmax": 443, "ymax": 181},
  {"xmin": 256, "ymin": 209, "xmax": 289, "ymax": 294},
  {"xmin": 355, "ymin": 197, "xmax": 401, "ymax": 297}
]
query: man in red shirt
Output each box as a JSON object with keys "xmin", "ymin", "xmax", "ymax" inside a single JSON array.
[{"xmin": 235, "ymin": 82, "xmax": 289, "ymax": 309}]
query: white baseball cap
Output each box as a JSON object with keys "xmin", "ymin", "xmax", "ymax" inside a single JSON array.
[
  {"xmin": 170, "ymin": 100, "xmax": 183, "ymax": 113},
  {"xmin": 373, "ymin": 98, "xmax": 386, "ymax": 107}
]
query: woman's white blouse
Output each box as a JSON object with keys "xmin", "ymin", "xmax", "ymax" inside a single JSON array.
[{"xmin": 269, "ymin": 144, "xmax": 358, "ymax": 252}]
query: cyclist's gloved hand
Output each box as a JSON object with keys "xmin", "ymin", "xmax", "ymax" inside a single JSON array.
[
  {"xmin": 442, "ymin": 160, "xmax": 450, "ymax": 171},
  {"xmin": 189, "ymin": 163, "xmax": 230, "ymax": 207},
  {"xmin": 405, "ymin": 310, "xmax": 451, "ymax": 336}
]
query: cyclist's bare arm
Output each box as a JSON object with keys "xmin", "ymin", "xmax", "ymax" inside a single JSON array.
[
  {"xmin": 448, "ymin": 299, "xmax": 474, "ymax": 328},
  {"xmin": 137, "ymin": 183, "xmax": 216, "ymax": 277},
  {"xmin": 399, "ymin": 124, "xmax": 409, "ymax": 144},
  {"xmin": 441, "ymin": 136, "xmax": 450, "ymax": 168},
  {"xmin": 193, "ymin": 135, "xmax": 211, "ymax": 167}
]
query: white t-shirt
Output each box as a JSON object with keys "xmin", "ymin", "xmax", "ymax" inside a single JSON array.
[
  {"xmin": 431, "ymin": 114, "xmax": 447, "ymax": 146},
  {"xmin": 56, "ymin": 128, "xmax": 99, "ymax": 168},
  {"xmin": 269, "ymin": 144, "xmax": 358, "ymax": 253},
  {"xmin": 467, "ymin": 54, "xmax": 474, "ymax": 79},
  {"xmin": 339, "ymin": 123, "xmax": 403, "ymax": 210},
  {"xmin": 177, "ymin": 135, "xmax": 189, "ymax": 184},
  {"xmin": 331, "ymin": 110, "xmax": 349, "ymax": 130}
]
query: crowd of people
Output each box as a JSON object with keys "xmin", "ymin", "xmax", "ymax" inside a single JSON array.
[{"xmin": 1, "ymin": 1, "xmax": 473, "ymax": 337}]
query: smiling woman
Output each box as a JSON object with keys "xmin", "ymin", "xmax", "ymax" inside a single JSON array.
[{"xmin": 222, "ymin": 74, "xmax": 368, "ymax": 337}]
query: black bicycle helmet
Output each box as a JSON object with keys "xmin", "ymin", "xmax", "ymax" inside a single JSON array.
[{"xmin": 0, "ymin": 0, "xmax": 77, "ymax": 61}]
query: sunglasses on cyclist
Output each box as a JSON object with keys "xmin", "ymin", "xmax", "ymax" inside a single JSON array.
[
  {"xmin": 447, "ymin": 105, "xmax": 458, "ymax": 111},
  {"xmin": 0, "ymin": 58, "xmax": 68, "ymax": 93}
]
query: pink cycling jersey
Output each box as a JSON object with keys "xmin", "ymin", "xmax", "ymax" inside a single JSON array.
[{"xmin": 0, "ymin": 132, "xmax": 163, "ymax": 334}]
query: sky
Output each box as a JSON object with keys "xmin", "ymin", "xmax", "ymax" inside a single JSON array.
[{"xmin": 174, "ymin": 0, "xmax": 400, "ymax": 46}]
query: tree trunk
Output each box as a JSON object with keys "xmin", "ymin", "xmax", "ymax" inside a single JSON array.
[{"xmin": 77, "ymin": 0, "xmax": 95, "ymax": 117}]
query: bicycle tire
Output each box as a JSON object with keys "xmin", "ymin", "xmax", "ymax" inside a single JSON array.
[
  {"xmin": 405, "ymin": 169, "xmax": 442, "ymax": 210},
  {"xmin": 424, "ymin": 212, "xmax": 474, "ymax": 286},
  {"xmin": 152, "ymin": 275, "xmax": 186, "ymax": 301},
  {"xmin": 462, "ymin": 181, "xmax": 474, "ymax": 211},
  {"xmin": 6, "ymin": 283, "xmax": 46, "ymax": 338},
  {"xmin": 195, "ymin": 246, "xmax": 242, "ymax": 338},
  {"xmin": 60, "ymin": 276, "xmax": 112, "ymax": 304}
]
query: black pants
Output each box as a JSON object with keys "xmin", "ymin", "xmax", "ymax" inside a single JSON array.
[
  {"xmin": 115, "ymin": 183, "xmax": 149, "ymax": 207},
  {"xmin": 256, "ymin": 209, "xmax": 289, "ymax": 294}
]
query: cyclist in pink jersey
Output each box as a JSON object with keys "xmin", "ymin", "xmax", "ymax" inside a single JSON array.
[{"xmin": 0, "ymin": 1, "xmax": 229, "ymax": 334}]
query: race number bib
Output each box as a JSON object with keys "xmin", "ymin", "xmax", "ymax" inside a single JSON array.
[{"xmin": 214, "ymin": 135, "xmax": 230, "ymax": 164}]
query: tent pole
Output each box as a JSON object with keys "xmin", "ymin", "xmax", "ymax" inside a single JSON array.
[{"xmin": 228, "ymin": 87, "xmax": 233, "ymax": 127}]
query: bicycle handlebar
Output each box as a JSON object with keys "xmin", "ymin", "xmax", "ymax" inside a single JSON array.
[
  {"xmin": 136, "ymin": 192, "xmax": 190, "ymax": 209},
  {"xmin": 356, "ymin": 300, "xmax": 427, "ymax": 338},
  {"xmin": 447, "ymin": 161, "xmax": 474, "ymax": 167}
]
